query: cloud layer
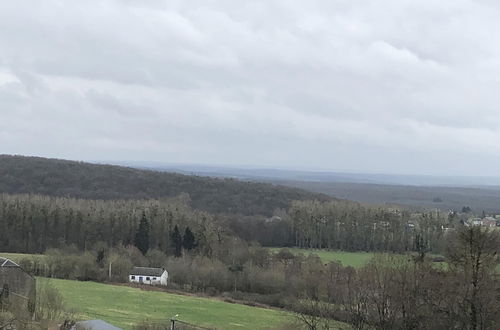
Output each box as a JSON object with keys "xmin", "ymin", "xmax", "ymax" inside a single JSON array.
[{"xmin": 2, "ymin": 0, "xmax": 500, "ymax": 175}]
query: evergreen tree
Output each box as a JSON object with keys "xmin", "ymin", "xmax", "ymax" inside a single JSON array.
[
  {"xmin": 171, "ymin": 225, "xmax": 183, "ymax": 257},
  {"xmin": 183, "ymin": 226, "xmax": 196, "ymax": 251},
  {"xmin": 96, "ymin": 248, "xmax": 105, "ymax": 264},
  {"xmin": 134, "ymin": 211, "xmax": 150, "ymax": 255}
]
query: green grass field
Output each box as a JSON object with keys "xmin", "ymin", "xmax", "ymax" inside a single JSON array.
[
  {"xmin": 269, "ymin": 248, "xmax": 374, "ymax": 268},
  {"xmin": 0, "ymin": 252, "xmax": 44, "ymax": 263},
  {"xmin": 44, "ymin": 278, "xmax": 297, "ymax": 330},
  {"xmin": 268, "ymin": 248, "xmax": 500, "ymax": 273}
]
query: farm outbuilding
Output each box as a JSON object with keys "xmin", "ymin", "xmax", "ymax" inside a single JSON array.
[
  {"xmin": 129, "ymin": 267, "xmax": 168, "ymax": 286},
  {"xmin": 0, "ymin": 257, "xmax": 36, "ymax": 314}
]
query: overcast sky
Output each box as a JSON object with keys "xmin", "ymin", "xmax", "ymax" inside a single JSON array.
[{"xmin": 2, "ymin": 0, "xmax": 500, "ymax": 176}]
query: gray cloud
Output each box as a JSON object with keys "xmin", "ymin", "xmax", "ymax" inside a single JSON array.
[{"xmin": 2, "ymin": 0, "xmax": 500, "ymax": 175}]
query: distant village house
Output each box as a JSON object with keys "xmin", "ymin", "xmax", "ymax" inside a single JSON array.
[
  {"xmin": 129, "ymin": 267, "xmax": 168, "ymax": 286},
  {"xmin": 466, "ymin": 216, "xmax": 500, "ymax": 227}
]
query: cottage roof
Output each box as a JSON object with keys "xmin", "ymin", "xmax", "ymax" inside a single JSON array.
[
  {"xmin": 130, "ymin": 267, "xmax": 166, "ymax": 277},
  {"xmin": 0, "ymin": 257, "xmax": 19, "ymax": 267},
  {"xmin": 71, "ymin": 320, "xmax": 122, "ymax": 330}
]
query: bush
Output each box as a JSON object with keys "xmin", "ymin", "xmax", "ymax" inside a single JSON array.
[
  {"xmin": 432, "ymin": 256, "xmax": 446, "ymax": 262},
  {"xmin": 225, "ymin": 291, "xmax": 289, "ymax": 308},
  {"xmin": 35, "ymin": 279, "xmax": 75, "ymax": 324}
]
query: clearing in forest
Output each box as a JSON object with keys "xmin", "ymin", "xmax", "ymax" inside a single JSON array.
[{"xmin": 269, "ymin": 248, "xmax": 374, "ymax": 268}]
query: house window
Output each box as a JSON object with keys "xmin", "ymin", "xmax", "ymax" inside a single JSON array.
[
  {"xmin": 131, "ymin": 276, "xmax": 135, "ymax": 280},
  {"xmin": 146, "ymin": 277, "xmax": 150, "ymax": 281},
  {"xmin": 152, "ymin": 277, "xmax": 156, "ymax": 280}
]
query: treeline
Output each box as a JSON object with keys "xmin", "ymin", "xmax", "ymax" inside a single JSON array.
[
  {"xmin": 231, "ymin": 200, "xmax": 448, "ymax": 253},
  {"xmin": 0, "ymin": 193, "xmax": 225, "ymax": 256},
  {"xmin": 0, "ymin": 155, "xmax": 328, "ymax": 216},
  {"xmin": 288, "ymin": 200, "xmax": 446, "ymax": 252},
  {"xmin": 0, "ymin": 194, "xmax": 449, "ymax": 255}
]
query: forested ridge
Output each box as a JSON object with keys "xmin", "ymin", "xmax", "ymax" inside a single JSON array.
[{"xmin": 0, "ymin": 155, "xmax": 329, "ymax": 216}]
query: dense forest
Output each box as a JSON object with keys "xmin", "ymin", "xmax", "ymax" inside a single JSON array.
[
  {"xmin": 0, "ymin": 194, "xmax": 448, "ymax": 255},
  {"xmin": 0, "ymin": 194, "xmax": 210, "ymax": 254},
  {"xmin": 287, "ymin": 200, "xmax": 446, "ymax": 252},
  {"xmin": 278, "ymin": 180, "xmax": 500, "ymax": 214},
  {"xmin": 0, "ymin": 155, "xmax": 329, "ymax": 216}
]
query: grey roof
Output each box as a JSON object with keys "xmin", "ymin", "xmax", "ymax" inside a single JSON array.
[
  {"xmin": 72, "ymin": 320, "xmax": 122, "ymax": 330},
  {"xmin": 0, "ymin": 257, "xmax": 19, "ymax": 267},
  {"xmin": 130, "ymin": 267, "xmax": 166, "ymax": 277}
]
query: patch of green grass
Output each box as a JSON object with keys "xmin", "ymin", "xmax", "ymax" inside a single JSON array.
[
  {"xmin": 269, "ymin": 248, "xmax": 374, "ymax": 268},
  {"xmin": 269, "ymin": 248, "xmax": 500, "ymax": 274},
  {"xmin": 44, "ymin": 278, "xmax": 296, "ymax": 330},
  {"xmin": 0, "ymin": 252, "xmax": 43, "ymax": 263}
]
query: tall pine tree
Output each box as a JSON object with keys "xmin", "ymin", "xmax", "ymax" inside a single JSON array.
[
  {"xmin": 134, "ymin": 211, "xmax": 150, "ymax": 255},
  {"xmin": 183, "ymin": 226, "xmax": 196, "ymax": 251},
  {"xmin": 171, "ymin": 225, "xmax": 183, "ymax": 257}
]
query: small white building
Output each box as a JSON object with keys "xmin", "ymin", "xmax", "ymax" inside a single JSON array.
[{"xmin": 129, "ymin": 267, "xmax": 168, "ymax": 286}]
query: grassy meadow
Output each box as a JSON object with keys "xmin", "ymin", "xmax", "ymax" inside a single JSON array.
[
  {"xmin": 44, "ymin": 278, "xmax": 298, "ymax": 330},
  {"xmin": 268, "ymin": 247, "xmax": 375, "ymax": 268},
  {"xmin": 266, "ymin": 248, "xmax": 491, "ymax": 271},
  {"xmin": 0, "ymin": 252, "xmax": 44, "ymax": 263}
]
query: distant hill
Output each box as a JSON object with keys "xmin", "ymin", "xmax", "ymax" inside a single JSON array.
[
  {"xmin": 0, "ymin": 155, "xmax": 330, "ymax": 216},
  {"xmin": 275, "ymin": 180, "xmax": 500, "ymax": 214},
  {"xmin": 108, "ymin": 162, "xmax": 500, "ymax": 214},
  {"xmin": 120, "ymin": 162, "xmax": 500, "ymax": 214},
  {"xmin": 113, "ymin": 162, "xmax": 500, "ymax": 186}
]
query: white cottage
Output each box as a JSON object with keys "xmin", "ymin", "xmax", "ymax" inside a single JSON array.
[{"xmin": 129, "ymin": 267, "xmax": 168, "ymax": 286}]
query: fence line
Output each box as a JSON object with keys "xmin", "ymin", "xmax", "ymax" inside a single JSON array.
[
  {"xmin": 0, "ymin": 288, "xmax": 30, "ymax": 301},
  {"xmin": 173, "ymin": 318, "xmax": 214, "ymax": 329},
  {"xmin": 85, "ymin": 311, "xmax": 168, "ymax": 322}
]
